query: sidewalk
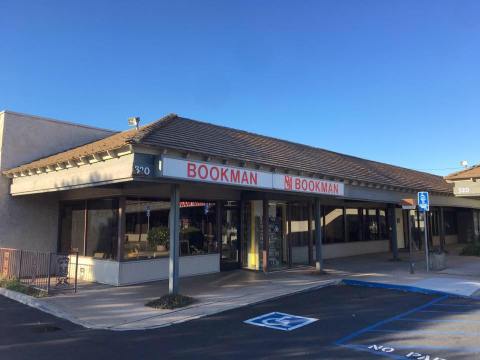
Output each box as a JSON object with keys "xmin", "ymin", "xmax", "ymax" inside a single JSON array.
[
  {"xmin": 3, "ymin": 250, "xmax": 480, "ymax": 331},
  {"xmin": 331, "ymin": 250, "xmax": 480, "ymax": 297},
  {"xmin": 37, "ymin": 268, "xmax": 340, "ymax": 330}
]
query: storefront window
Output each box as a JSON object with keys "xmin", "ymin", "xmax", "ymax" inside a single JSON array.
[
  {"xmin": 60, "ymin": 199, "xmax": 118, "ymax": 259},
  {"xmin": 86, "ymin": 199, "xmax": 118, "ymax": 259},
  {"xmin": 430, "ymin": 208, "xmax": 440, "ymax": 236},
  {"xmin": 345, "ymin": 208, "xmax": 362, "ymax": 242},
  {"xmin": 180, "ymin": 202, "xmax": 218, "ymax": 256},
  {"xmin": 59, "ymin": 201, "xmax": 85, "ymax": 254},
  {"xmin": 379, "ymin": 209, "xmax": 388, "ymax": 239},
  {"xmin": 444, "ymin": 210, "xmax": 458, "ymax": 235},
  {"xmin": 124, "ymin": 199, "xmax": 170, "ymax": 260},
  {"xmin": 324, "ymin": 207, "xmax": 344, "ymax": 243},
  {"xmin": 363, "ymin": 209, "xmax": 379, "ymax": 241}
]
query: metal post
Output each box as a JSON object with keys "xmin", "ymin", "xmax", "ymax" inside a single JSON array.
[
  {"xmin": 169, "ymin": 184, "xmax": 180, "ymax": 295},
  {"xmin": 117, "ymin": 197, "xmax": 126, "ymax": 261},
  {"xmin": 439, "ymin": 207, "xmax": 446, "ymax": 250},
  {"xmin": 239, "ymin": 198, "xmax": 245, "ymax": 267},
  {"xmin": 307, "ymin": 202, "xmax": 314, "ymax": 266},
  {"xmin": 389, "ymin": 205, "xmax": 399, "ymax": 260},
  {"xmin": 262, "ymin": 198, "xmax": 269, "ymax": 272},
  {"xmin": 47, "ymin": 252, "xmax": 52, "ymax": 294},
  {"xmin": 216, "ymin": 201, "xmax": 223, "ymax": 270},
  {"xmin": 424, "ymin": 211, "xmax": 429, "ymax": 272},
  {"xmin": 17, "ymin": 250, "xmax": 23, "ymax": 279},
  {"xmin": 408, "ymin": 212, "xmax": 414, "ymax": 274},
  {"xmin": 314, "ymin": 199, "xmax": 323, "ymax": 272},
  {"xmin": 287, "ymin": 204, "xmax": 292, "ymax": 268},
  {"xmin": 74, "ymin": 251, "xmax": 79, "ymax": 293}
]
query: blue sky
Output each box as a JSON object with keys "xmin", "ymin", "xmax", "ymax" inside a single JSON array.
[{"xmin": 1, "ymin": 0, "xmax": 479, "ymax": 175}]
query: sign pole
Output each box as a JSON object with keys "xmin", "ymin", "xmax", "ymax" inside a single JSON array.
[
  {"xmin": 424, "ymin": 211, "xmax": 429, "ymax": 272},
  {"xmin": 417, "ymin": 192, "xmax": 430, "ymax": 272},
  {"xmin": 408, "ymin": 212, "xmax": 414, "ymax": 274}
]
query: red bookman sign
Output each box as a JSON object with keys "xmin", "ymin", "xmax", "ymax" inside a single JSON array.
[{"xmin": 161, "ymin": 157, "xmax": 344, "ymax": 197}]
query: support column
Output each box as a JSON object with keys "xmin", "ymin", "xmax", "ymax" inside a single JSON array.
[
  {"xmin": 262, "ymin": 198, "xmax": 269, "ymax": 272},
  {"xmin": 216, "ymin": 201, "xmax": 223, "ymax": 269},
  {"xmin": 314, "ymin": 199, "xmax": 323, "ymax": 272},
  {"xmin": 169, "ymin": 184, "xmax": 180, "ymax": 295},
  {"xmin": 389, "ymin": 205, "xmax": 399, "ymax": 260},
  {"xmin": 307, "ymin": 202, "xmax": 314, "ymax": 266},
  {"xmin": 117, "ymin": 197, "xmax": 126, "ymax": 261},
  {"xmin": 239, "ymin": 199, "xmax": 245, "ymax": 266},
  {"xmin": 439, "ymin": 207, "xmax": 446, "ymax": 250},
  {"xmin": 287, "ymin": 204, "xmax": 293, "ymax": 268}
]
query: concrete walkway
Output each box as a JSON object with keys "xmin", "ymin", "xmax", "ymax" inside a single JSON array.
[
  {"xmin": 3, "ymin": 250, "xmax": 480, "ymax": 331},
  {"xmin": 38, "ymin": 269, "xmax": 340, "ymax": 330}
]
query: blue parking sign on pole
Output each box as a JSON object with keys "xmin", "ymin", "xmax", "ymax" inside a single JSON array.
[
  {"xmin": 417, "ymin": 192, "xmax": 429, "ymax": 212},
  {"xmin": 417, "ymin": 191, "xmax": 430, "ymax": 272}
]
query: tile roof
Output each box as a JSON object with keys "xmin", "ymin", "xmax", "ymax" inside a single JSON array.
[
  {"xmin": 4, "ymin": 114, "xmax": 453, "ymax": 194},
  {"xmin": 445, "ymin": 165, "xmax": 480, "ymax": 181}
]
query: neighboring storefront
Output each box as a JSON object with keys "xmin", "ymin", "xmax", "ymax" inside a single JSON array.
[
  {"xmin": 1, "ymin": 111, "xmax": 480, "ymax": 286},
  {"xmin": 446, "ymin": 166, "xmax": 480, "ymax": 244}
]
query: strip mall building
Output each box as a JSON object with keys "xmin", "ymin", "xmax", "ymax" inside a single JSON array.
[{"xmin": 1, "ymin": 111, "xmax": 479, "ymax": 286}]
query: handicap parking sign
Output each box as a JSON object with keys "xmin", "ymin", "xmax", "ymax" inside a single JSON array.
[
  {"xmin": 244, "ymin": 312, "xmax": 318, "ymax": 331},
  {"xmin": 417, "ymin": 191, "xmax": 429, "ymax": 212}
]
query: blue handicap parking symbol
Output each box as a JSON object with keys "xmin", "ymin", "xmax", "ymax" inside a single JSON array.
[
  {"xmin": 244, "ymin": 312, "xmax": 318, "ymax": 331},
  {"xmin": 417, "ymin": 191, "xmax": 429, "ymax": 212}
]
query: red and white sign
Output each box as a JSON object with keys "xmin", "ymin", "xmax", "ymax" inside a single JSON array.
[
  {"xmin": 272, "ymin": 174, "xmax": 344, "ymax": 196},
  {"xmin": 162, "ymin": 157, "xmax": 273, "ymax": 189},
  {"xmin": 161, "ymin": 157, "xmax": 344, "ymax": 197}
]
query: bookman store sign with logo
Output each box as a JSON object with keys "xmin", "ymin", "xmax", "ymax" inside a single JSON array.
[{"xmin": 159, "ymin": 156, "xmax": 344, "ymax": 196}]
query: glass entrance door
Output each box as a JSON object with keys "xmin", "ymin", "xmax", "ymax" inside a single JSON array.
[
  {"xmin": 288, "ymin": 203, "xmax": 312, "ymax": 266},
  {"xmin": 220, "ymin": 201, "xmax": 240, "ymax": 271},
  {"xmin": 267, "ymin": 202, "xmax": 287, "ymax": 270}
]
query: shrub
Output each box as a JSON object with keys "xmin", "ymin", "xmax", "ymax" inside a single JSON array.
[
  {"xmin": 0, "ymin": 277, "xmax": 46, "ymax": 297},
  {"xmin": 460, "ymin": 243, "xmax": 480, "ymax": 256},
  {"xmin": 147, "ymin": 226, "xmax": 169, "ymax": 250},
  {"xmin": 145, "ymin": 294, "xmax": 195, "ymax": 309}
]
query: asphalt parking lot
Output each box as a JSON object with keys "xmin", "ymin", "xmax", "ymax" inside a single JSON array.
[{"xmin": 1, "ymin": 284, "xmax": 479, "ymax": 359}]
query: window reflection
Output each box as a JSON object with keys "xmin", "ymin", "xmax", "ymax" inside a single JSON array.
[
  {"xmin": 180, "ymin": 202, "xmax": 217, "ymax": 255},
  {"xmin": 324, "ymin": 207, "xmax": 344, "ymax": 243},
  {"xmin": 124, "ymin": 200, "xmax": 170, "ymax": 260}
]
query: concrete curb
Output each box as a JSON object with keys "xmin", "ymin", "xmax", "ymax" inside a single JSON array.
[
  {"xmin": 4, "ymin": 277, "xmax": 472, "ymax": 332},
  {"xmin": 0, "ymin": 288, "xmax": 95, "ymax": 329},
  {"xmin": 341, "ymin": 279, "xmax": 469, "ymax": 298},
  {"xmin": 110, "ymin": 279, "xmax": 343, "ymax": 331},
  {"xmin": 0, "ymin": 279, "xmax": 341, "ymax": 331}
]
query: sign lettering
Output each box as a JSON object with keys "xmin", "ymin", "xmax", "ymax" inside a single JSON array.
[
  {"xmin": 161, "ymin": 156, "xmax": 344, "ymax": 196},
  {"xmin": 162, "ymin": 157, "xmax": 272, "ymax": 189},
  {"xmin": 273, "ymin": 174, "xmax": 344, "ymax": 196},
  {"xmin": 366, "ymin": 345, "xmax": 446, "ymax": 360}
]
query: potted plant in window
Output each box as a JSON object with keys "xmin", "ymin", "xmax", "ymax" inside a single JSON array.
[{"xmin": 148, "ymin": 227, "xmax": 169, "ymax": 252}]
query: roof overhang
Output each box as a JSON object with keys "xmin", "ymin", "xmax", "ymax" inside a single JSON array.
[{"xmin": 8, "ymin": 152, "xmax": 135, "ymax": 196}]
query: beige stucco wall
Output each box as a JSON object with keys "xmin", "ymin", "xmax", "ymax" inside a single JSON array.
[{"xmin": 0, "ymin": 111, "xmax": 114, "ymax": 251}]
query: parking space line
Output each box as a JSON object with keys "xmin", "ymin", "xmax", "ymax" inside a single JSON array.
[
  {"xmin": 387, "ymin": 345, "xmax": 480, "ymax": 352},
  {"xmin": 419, "ymin": 309, "xmax": 472, "ymax": 314},
  {"xmin": 335, "ymin": 295, "xmax": 449, "ymax": 346},
  {"xmin": 399, "ymin": 317, "xmax": 480, "ymax": 323},
  {"xmin": 368, "ymin": 328, "xmax": 478, "ymax": 336},
  {"xmin": 334, "ymin": 294, "xmax": 480, "ymax": 358},
  {"xmin": 432, "ymin": 303, "xmax": 480, "ymax": 308}
]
